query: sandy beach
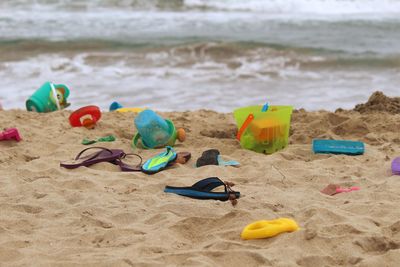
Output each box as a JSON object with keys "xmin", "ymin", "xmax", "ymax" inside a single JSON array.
[{"xmin": 0, "ymin": 92, "xmax": 399, "ymax": 266}]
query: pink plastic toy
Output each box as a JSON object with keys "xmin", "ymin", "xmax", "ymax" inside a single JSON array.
[
  {"xmin": 0, "ymin": 128, "xmax": 22, "ymax": 142},
  {"xmin": 335, "ymin": 186, "xmax": 360, "ymax": 194},
  {"xmin": 321, "ymin": 184, "xmax": 360, "ymax": 196}
]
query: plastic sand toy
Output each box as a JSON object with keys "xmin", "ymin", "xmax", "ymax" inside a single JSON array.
[
  {"xmin": 132, "ymin": 109, "xmax": 185, "ymax": 149},
  {"xmin": 392, "ymin": 157, "xmax": 400, "ymax": 175},
  {"xmin": 336, "ymin": 186, "xmax": 360, "ymax": 193},
  {"xmin": 241, "ymin": 218, "xmax": 299, "ymax": 240},
  {"xmin": 69, "ymin": 105, "xmax": 101, "ymax": 129},
  {"xmin": 109, "ymin": 101, "xmax": 144, "ymax": 113},
  {"xmin": 313, "ymin": 139, "xmax": 364, "ymax": 155},
  {"xmin": 116, "ymin": 107, "xmax": 145, "ymax": 113},
  {"xmin": 321, "ymin": 184, "xmax": 360, "ymax": 196},
  {"xmin": 109, "ymin": 101, "xmax": 123, "ymax": 111},
  {"xmin": 26, "ymin": 82, "xmax": 70, "ymax": 113},
  {"xmin": 233, "ymin": 105, "xmax": 293, "ymax": 154},
  {"xmin": 82, "ymin": 135, "xmax": 116, "ymax": 145},
  {"xmin": 0, "ymin": 128, "xmax": 22, "ymax": 142}
]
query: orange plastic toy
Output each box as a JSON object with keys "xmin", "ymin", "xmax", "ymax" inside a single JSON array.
[
  {"xmin": 249, "ymin": 118, "xmax": 287, "ymax": 142},
  {"xmin": 69, "ymin": 105, "xmax": 101, "ymax": 129}
]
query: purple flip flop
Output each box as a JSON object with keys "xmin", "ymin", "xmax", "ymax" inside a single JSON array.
[
  {"xmin": 392, "ymin": 157, "xmax": 400, "ymax": 175},
  {"xmin": 60, "ymin": 147, "xmax": 125, "ymax": 169},
  {"xmin": 60, "ymin": 147, "xmax": 143, "ymax": 172}
]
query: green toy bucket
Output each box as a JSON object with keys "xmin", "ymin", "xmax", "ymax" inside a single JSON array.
[
  {"xmin": 233, "ymin": 105, "xmax": 293, "ymax": 154},
  {"xmin": 26, "ymin": 82, "xmax": 70, "ymax": 113}
]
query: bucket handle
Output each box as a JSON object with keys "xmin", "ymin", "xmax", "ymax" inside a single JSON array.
[
  {"xmin": 50, "ymin": 82, "xmax": 61, "ymax": 110},
  {"xmin": 131, "ymin": 133, "xmax": 151, "ymax": 149},
  {"xmin": 236, "ymin": 113, "xmax": 254, "ymax": 141}
]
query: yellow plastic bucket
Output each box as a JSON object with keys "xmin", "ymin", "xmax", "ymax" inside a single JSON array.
[{"xmin": 233, "ymin": 105, "xmax": 293, "ymax": 154}]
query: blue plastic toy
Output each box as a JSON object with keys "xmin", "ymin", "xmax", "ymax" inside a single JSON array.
[
  {"xmin": 109, "ymin": 101, "xmax": 123, "ymax": 111},
  {"xmin": 132, "ymin": 109, "xmax": 185, "ymax": 149}
]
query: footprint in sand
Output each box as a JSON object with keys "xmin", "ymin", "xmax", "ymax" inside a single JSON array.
[
  {"xmin": 354, "ymin": 235, "xmax": 400, "ymax": 253},
  {"xmin": 13, "ymin": 204, "xmax": 43, "ymax": 214},
  {"xmin": 0, "ymin": 248, "xmax": 22, "ymax": 263}
]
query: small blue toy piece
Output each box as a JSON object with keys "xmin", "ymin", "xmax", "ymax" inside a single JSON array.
[
  {"xmin": 217, "ymin": 156, "xmax": 240, "ymax": 166},
  {"xmin": 109, "ymin": 101, "xmax": 123, "ymax": 111},
  {"xmin": 312, "ymin": 139, "xmax": 365, "ymax": 155},
  {"xmin": 261, "ymin": 103, "xmax": 269, "ymax": 112}
]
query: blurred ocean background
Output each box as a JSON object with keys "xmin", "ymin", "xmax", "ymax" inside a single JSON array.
[{"xmin": 0, "ymin": 0, "xmax": 399, "ymax": 112}]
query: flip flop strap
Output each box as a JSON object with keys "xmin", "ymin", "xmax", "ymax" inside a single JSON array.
[
  {"xmin": 74, "ymin": 147, "xmax": 114, "ymax": 161},
  {"xmin": 193, "ymin": 177, "xmax": 238, "ymax": 205},
  {"xmin": 224, "ymin": 181, "xmax": 238, "ymax": 206},
  {"xmin": 120, "ymin": 153, "xmax": 143, "ymax": 166},
  {"xmin": 191, "ymin": 177, "xmax": 226, "ymax": 192}
]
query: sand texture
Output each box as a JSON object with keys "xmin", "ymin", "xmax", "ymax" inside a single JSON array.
[{"xmin": 1, "ymin": 94, "xmax": 400, "ymax": 266}]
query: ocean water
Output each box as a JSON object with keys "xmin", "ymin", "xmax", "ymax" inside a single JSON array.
[{"xmin": 0, "ymin": 0, "xmax": 399, "ymax": 112}]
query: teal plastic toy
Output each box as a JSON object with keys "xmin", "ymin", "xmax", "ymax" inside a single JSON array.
[
  {"xmin": 109, "ymin": 101, "xmax": 123, "ymax": 111},
  {"xmin": 26, "ymin": 82, "xmax": 70, "ymax": 113},
  {"xmin": 132, "ymin": 109, "xmax": 185, "ymax": 149},
  {"xmin": 312, "ymin": 139, "xmax": 365, "ymax": 155},
  {"xmin": 233, "ymin": 105, "xmax": 293, "ymax": 154}
]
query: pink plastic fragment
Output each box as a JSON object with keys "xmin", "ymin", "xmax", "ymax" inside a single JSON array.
[
  {"xmin": 335, "ymin": 186, "xmax": 360, "ymax": 194},
  {"xmin": 0, "ymin": 128, "xmax": 22, "ymax": 142}
]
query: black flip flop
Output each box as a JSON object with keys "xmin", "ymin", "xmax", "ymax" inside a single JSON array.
[{"xmin": 164, "ymin": 177, "xmax": 240, "ymax": 205}]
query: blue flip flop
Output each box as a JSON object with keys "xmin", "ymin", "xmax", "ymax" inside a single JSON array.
[
  {"xmin": 164, "ymin": 177, "xmax": 240, "ymax": 205},
  {"xmin": 142, "ymin": 146, "xmax": 177, "ymax": 174}
]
